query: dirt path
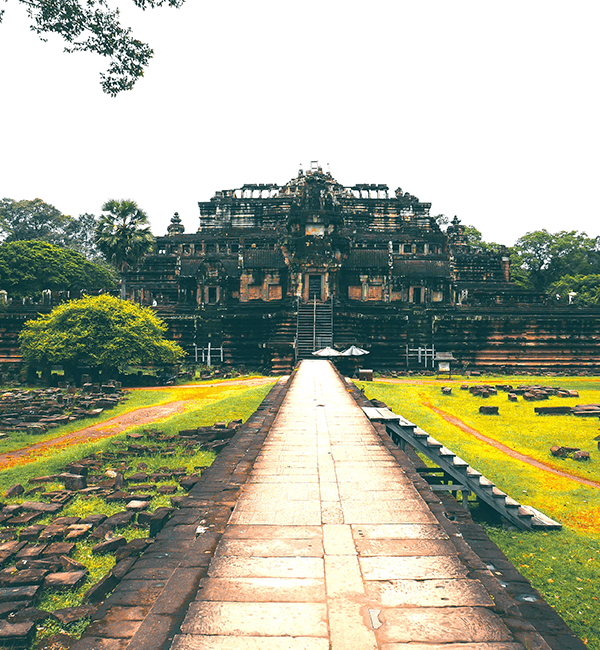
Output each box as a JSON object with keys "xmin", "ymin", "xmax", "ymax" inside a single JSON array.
[
  {"xmin": 0, "ymin": 377, "xmax": 277, "ymax": 472},
  {"xmin": 422, "ymin": 400, "xmax": 600, "ymax": 490}
]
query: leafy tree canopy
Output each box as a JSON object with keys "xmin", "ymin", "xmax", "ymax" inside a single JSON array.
[
  {"xmin": 548, "ymin": 274, "xmax": 600, "ymax": 307},
  {"xmin": 0, "ymin": 198, "xmax": 101, "ymax": 258},
  {"xmin": 0, "ymin": 240, "xmax": 116, "ymax": 299},
  {"xmin": 511, "ymin": 230, "xmax": 600, "ymax": 293},
  {"xmin": 2, "ymin": 0, "xmax": 184, "ymax": 95},
  {"xmin": 95, "ymin": 199, "xmax": 154, "ymax": 271},
  {"xmin": 19, "ymin": 294, "xmax": 185, "ymax": 374}
]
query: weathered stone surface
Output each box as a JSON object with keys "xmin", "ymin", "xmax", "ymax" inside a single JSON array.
[
  {"xmin": 43, "ymin": 542, "xmax": 76, "ymax": 557},
  {"xmin": 59, "ymin": 473, "xmax": 87, "ymax": 491},
  {"xmin": 0, "ymin": 584, "xmax": 40, "ymax": 603},
  {"xmin": 65, "ymin": 524, "xmax": 93, "ymax": 540},
  {"xmin": 92, "ymin": 537, "xmax": 127, "ymax": 554},
  {"xmin": 19, "ymin": 525, "xmax": 45, "ymax": 541},
  {"xmin": 111, "ymin": 558, "xmax": 136, "ymax": 581},
  {"xmin": 4, "ymin": 483, "xmax": 24, "ymax": 498},
  {"xmin": 16, "ymin": 544, "xmax": 47, "ymax": 560},
  {"xmin": 0, "ymin": 568, "xmax": 49, "ymax": 587},
  {"xmin": 0, "ymin": 619, "xmax": 36, "ymax": 647},
  {"xmin": 12, "ymin": 606, "xmax": 55, "ymax": 623},
  {"xmin": 573, "ymin": 450, "xmax": 590, "ymax": 461},
  {"xmin": 83, "ymin": 574, "xmax": 120, "ymax": 604},
  {"xmin": 21, "ymin": 501, "xmax": 62, "ymax": 514},
  {"xmin": 115, "ymin": 538, "xmax": 152, "ymax": 562},
  {"xmin": 44, "ymin": 571, "xmax": 88, "ymax": 589},
  {"xmin": 59, "ymin": 556, "xmax": 87, "ymax": 572},
  {"xmin": 53, "ymin": 604, "xmax": 97, "ymax": 625},
  {"xmin": 80, "ymin": 514, "xmax": 107, "ymax": 527}
]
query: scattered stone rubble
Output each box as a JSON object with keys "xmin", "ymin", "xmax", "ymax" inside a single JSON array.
[
  {"xmin": 0, "ymin": 419, "xmax": 242, "ymax": 647},
  {"xmin": 0, "ymin": 381, "xmax": 127, "ymax": 436}
]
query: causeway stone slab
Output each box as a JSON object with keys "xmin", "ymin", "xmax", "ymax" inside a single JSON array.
[
  {"xmin": 172, "ymin": 636, "xmax": 330, "ymax": 649},
  {"xmin": 180, "ymin": 601, "xmax": 328, "ymax": 637},
  {"xmin": 376, "ymin": 607, "xmax": 514, "ymax": 644},
  {"xmin": 197, "ymin": 577, "xmax": 326, "ymax": 602},
  {"xmin": 365, "ymin": 578, "xmax": 494, "ymax": 607},
  {"xmin": 360, "ymin": 555, "xmax": 470, "ymax": 580},
  {"xmin": 208, "ymin": 556, "xmax": 324, "ymax": 579}
]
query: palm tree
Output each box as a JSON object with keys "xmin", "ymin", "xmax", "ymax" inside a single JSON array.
[{"xmin": 94, "ymin": 199, "xmax": 155, "ymax": 271}]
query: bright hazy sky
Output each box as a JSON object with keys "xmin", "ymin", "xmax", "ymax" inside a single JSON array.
[{"xmin": 1, "ymin": 1, "xmax": 599, "ymax": 246}]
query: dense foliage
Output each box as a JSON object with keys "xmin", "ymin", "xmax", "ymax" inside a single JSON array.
[
  {"xmin": 0, "ymin": 240, "xmax": 116, "ymax": 298},
  {"xmin": 19, "ymin": 294, "xmax": 184, "ymax": 375},
  {"xmin": 1, "ymin": 0, "xmax": 185, "ymax": 95},
  {"xmin": 95, "ymin": 199, "xmax": 154, "ymax": 271},
  {"xmin": 0, "ymin": 198, "xmax": 100, "ymax": 258}
]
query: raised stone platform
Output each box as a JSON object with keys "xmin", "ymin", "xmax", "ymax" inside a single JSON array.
[{"xmin": 72, "ymin": 360, "xmax": 585, "ymax": 650}]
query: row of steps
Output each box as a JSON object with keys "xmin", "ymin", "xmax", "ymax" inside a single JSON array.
[
  {"xmin": 296, "ymin": 300, "xmax": 333, "ymax": 360},
  {"xmin": 362, "ymin": 405, "xmax": 562, "ymax": 530}
]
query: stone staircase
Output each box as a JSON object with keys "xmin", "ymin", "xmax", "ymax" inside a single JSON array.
[
  {"xmin": 295, "ymin": 299, "xmax": 333, "ymax": 360},
  {"xmin": 362, "ymin": 405, "xmax": 562, "ymax": 530}
]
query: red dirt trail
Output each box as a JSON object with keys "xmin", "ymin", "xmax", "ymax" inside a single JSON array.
[
  {"xmin": 0, "ymin": 377, "xmax": 275, "ymax": 471},
  {"xmin": 422, "ymin": 400, "xmax": 600, "ymax": 490}
]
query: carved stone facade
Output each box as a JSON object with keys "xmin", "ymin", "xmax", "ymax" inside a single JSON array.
[{"xmin": 124, "ymin": 165, "xmax": 536, "ymax": 309}]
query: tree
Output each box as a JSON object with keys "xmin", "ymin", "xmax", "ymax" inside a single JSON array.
[
  {"xmin": 0, "ymin": 240, "xmax": 116, "ymax": 299},
  {"xmin": 548, "ymin": 275, "xmax": 600, "ymax": 306},
  {"xmin": 2, "ymin": 0, "xmax": 184, "ymax": 95},
  {"xmin": 19, "ymin": 294, "xmax": 185, "ymax": 378},
  {"xmin": 512, "ymin": 230, "xmax": 600, "ymax": 293},
  {"xmin": 95, "ymin": 199, "xmax": 154, "ymax": 271},
  {"xmin": 0, "ymin": 198, "xmax": 102, "ymax": 258}
]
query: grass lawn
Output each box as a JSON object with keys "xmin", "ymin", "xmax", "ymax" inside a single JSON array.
[
  {"xmin": 0, "ymin": 377, "xmax": 273, "ymax": 456},
  {"xmin": 0, "ymin": 381, "xmax": 274, "ymax": 648},
  {"xmin": 359, "ymin": 376, "xmax": 600, "ymax": 650}
]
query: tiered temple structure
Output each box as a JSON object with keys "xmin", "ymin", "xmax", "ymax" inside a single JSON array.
[
  {"xmin": 125, "ymin": 164, "xmax": 535, "ymax": 310},
  {"xmin": 3, "ymin": 164, "xmax": 599, "ymax": 376}
]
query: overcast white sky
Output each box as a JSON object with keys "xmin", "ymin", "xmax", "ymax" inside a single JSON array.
[{"xmin": 1, "ymin": 1, "xmax": 598, "ymax": 246}]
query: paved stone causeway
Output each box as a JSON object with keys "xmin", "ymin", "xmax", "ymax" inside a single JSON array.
[
  {"xmin": 74, "ymin": 360, "xmax": 585, "ymax": 650},
  {"xmin": 167, "ymin": 360, "xmax": 569, "ymax": 650}
]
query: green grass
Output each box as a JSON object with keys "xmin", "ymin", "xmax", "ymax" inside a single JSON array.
[
  {"xmin": 0, "ymin": 380, "xmax": 274, "ymax": 649},
  {"xmin": 359, "ymin": 378, "xmax": 600, "ymax": 650}
]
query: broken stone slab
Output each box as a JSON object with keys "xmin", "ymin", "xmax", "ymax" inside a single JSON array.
[
  {"xmin": 12, "ymin": 606, "xmax": 56, "ymax": 623},
  {"xmin": 0, "ymin": 599, "xmax": 32, "ymax": 618},
  {"xmin": 64, "ymin": 524, "xmax": 93, "ymax": 540},
  {"xmin": 115, "ymin": 538, "xmax": 152, "ymax": 561},
  {"xmin": 19, "ymin": 525, "xmax": 47, "ymax": 541},
  {"xmin": 0, "ymin": 540, "xmax": 27, "ymax": 555},
  {"xmin": 157, "ymin": 485, "xmax": 177, "ymax": 495},
  {"xmin": 179, "ymin": 476, "xmax": 200, "ymax": 491},
  {"xmin": 21, "ymin": 501, "xmax": 62, "ymax": 514},
  {"xmin": 83, "ymin": 573, "xmax": 119, "ymax": 604},
  {"xmin": 27, "ymin": 475, "xmax": 62, "ymax": 485},
  {"xmin": 4, "ymin": 484, "xmax": 24, "ymax": 498},
  {"xmin": 573, "ymin": 450, "xmax": 591, "ymax": 461},
  {"xmin": 64, "ymin": 463, "xmax": 88, "ymax": 477},
  {"xmin": 42, "ymin": 542, "xmax": 75, "ymax": 557},
  {"xmin": 105, "ymin": 490, "xmax": 129, "ymax": 503},
  {"xmin": 127, "ymin": 472, "xmax": 149, "ymax": 482},
  {"xmin": 149, "ymin": 507, "xmax": 174, "ymax": 537},
  {"xmin": 16, "ymin": 545, "xmax": 47, "ymax": 559},
  {"xmin": 0, "ymin": 620, "xmax": 36, "ymax": 647},
  {"xmin": 126, "ymin": 500, "xmax": 149, "ymax": 512},
  {"xmin": 92, "ymin": 537, "xmax": 127, "ymax": 554},
  {"xmin": 52, "ymin": 604, "xmax": 96, "ymax": 625},
  {"xmin": 15, "ymin": 559, "xmax": 61, "ymax": 572},
  {"xmin": 7, "ymin": 512, "xmax": 42, "ymax": 526},
  {"xmin": 0, "ymin": 584, "xmax": 40, "ymax": 603},
  {"xmin": 534, "ymin": 406, "xmax": 573, "ymax": 415},
  {"xmin": 58, "ymin": 473, "xmax": 87, "ymax": 491},
  {"xmin": 479, "ymin": 406, "xmax": 499, "ymax": 415},
  {"xmin": 111, "ymin": 557, "xmax": 136, "ymax": 580},
  {"xmin": 44, "ymin": 571, "xmax": 88, "ymax": 590},
  {"xmin": 550, "ymin": 446, "xmax": 580, "ymax": 457},
  {"xmin": 59, "ymin": 556, "xmax": 86, "ymax": 572},
  {"xmin": 0, "ymin": 569, "xmax": 49, "ymax": 587},
  {"xmin": 2, "ymin": 504, "xmax": 23, "ymax": 516},
  {"xmin": 91, "ymin": 511, "xmax": 134, "ymax": 539},
  {"xmin": 441, "ymin": 387, "xmax": 452, "ymax": 395},
  {"xmin": 79, "ymin": 514, "xmax": 107, "ymax": 527}
]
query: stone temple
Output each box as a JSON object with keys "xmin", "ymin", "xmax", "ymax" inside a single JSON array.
[
  {"xmin": 2, "ymin": 164, "xmax": 599, "ymax": 374},
  {"xmin": 118, "ymin": 163, "xmax": 600, "ymax": 374}
]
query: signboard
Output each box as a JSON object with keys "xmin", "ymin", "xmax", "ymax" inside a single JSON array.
[{"xmin": 438, "ymin": 361, "xmax": 450, "ymax": 372}]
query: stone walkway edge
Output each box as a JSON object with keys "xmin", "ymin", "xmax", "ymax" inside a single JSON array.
[{"xmin": 71, "ymin": 376, "xmax": 291, "ymax": 650}]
